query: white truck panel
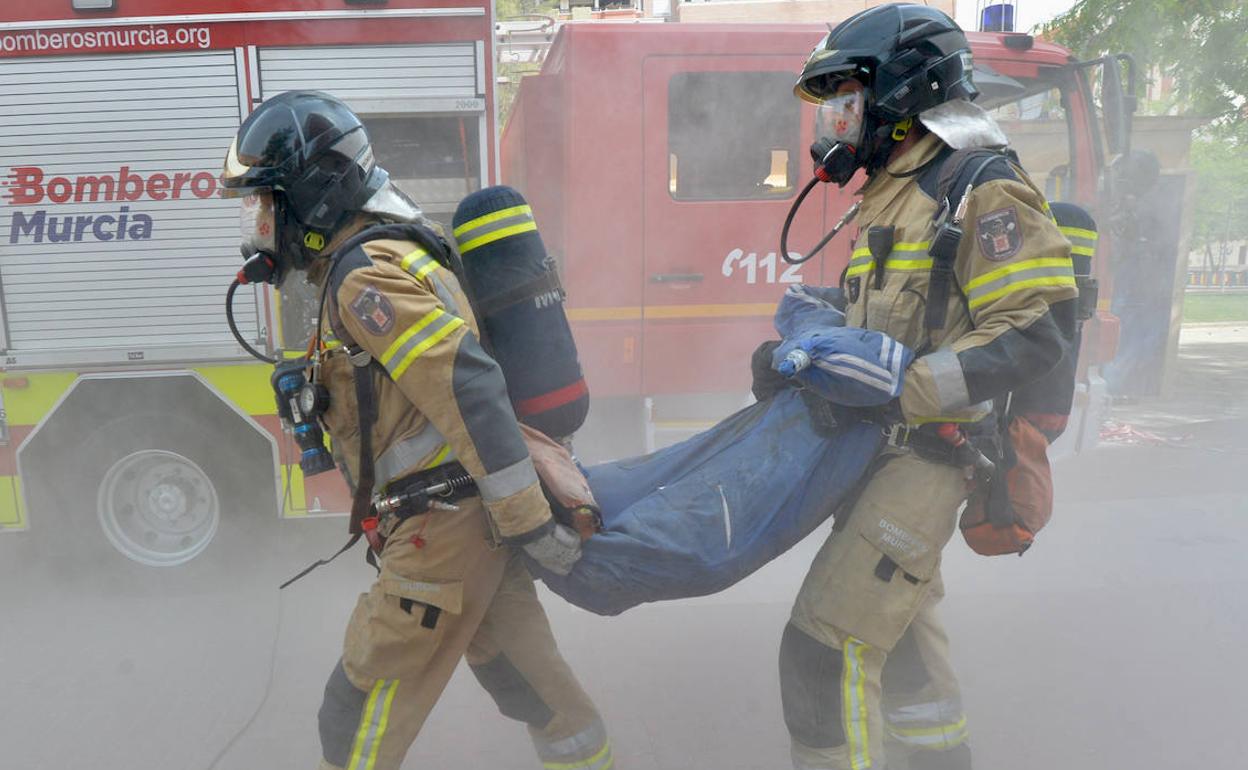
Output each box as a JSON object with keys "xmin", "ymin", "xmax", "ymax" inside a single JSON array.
[{"xmin": 0, "ymin": 49, "xmax": 253, "ymax": 361}]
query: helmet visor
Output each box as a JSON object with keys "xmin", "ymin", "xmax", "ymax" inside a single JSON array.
[
  {"xmin": 221, "ymin": 138, "xmax": 273, "ymax": 198},
  {"xmin": 814, "ymin": 90, "xmax": 866, "ymax": 147}
]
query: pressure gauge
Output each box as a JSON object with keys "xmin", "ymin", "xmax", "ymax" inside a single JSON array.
[{"xmin": 298, "ymin": 382, "xmax": 331, "ymax": 419}]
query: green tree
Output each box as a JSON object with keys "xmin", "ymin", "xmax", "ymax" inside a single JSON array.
[
  {"xmin": 1043, "ymin": 1, "xmax": 1248, "ymax": 135},
  {"xmin": 1188, "ymin": 130, "xmax": 1248, "ymax": 268}
]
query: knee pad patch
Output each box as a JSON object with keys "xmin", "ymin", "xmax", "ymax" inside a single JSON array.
[
  {"xmin": 319, "ymin": 660, "xmax": 370, "ymax": 769},
  {"xmin": 471, "ymin": 653, "xmax": 556, "ymax": 729},
  {"xmin": 881, "ymin": 625, "xmax": 931, "ymax": 696},
  {"xmin": 779, "ymin": 622, "xmax": 846, "ymax": 749}
]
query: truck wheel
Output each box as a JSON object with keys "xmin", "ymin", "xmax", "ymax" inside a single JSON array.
[
  {"xmin": 96, "ymin": 448, "xmax": 220, "ymax": 567},
  {"xmin": 44, "ymin": 413, "xmax": 275, "ymax": 577}
]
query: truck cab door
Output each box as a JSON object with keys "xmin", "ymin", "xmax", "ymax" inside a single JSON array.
[{"xmin": 641, "ymin": 57, "xmax": 847, "ymax": 395}]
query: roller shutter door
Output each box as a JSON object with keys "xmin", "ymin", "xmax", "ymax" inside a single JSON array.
[
  {"xmin": 0, "ymin": 50, "xmax": 252, "ymax": 355},
  {"xmin": 258, "ymin": 44, "xmax": 479, "ymax": 102}
]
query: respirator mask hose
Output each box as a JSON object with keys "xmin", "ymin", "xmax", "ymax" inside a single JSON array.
[
  {"xmin": 780, "ymin": 142, "xmax": 862, "ymax": 266},
  {"xmin": 780, "ymin": 176, "xmax": 826, "ymax": 265},
  {"xmin": 226, "ymin": 278, "xmax": 278, "ymax": 364}
]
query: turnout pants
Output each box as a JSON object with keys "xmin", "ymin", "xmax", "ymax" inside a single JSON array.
[
  {"xmin": 781, "ymin": 453, "xmax": 972, "ymax": 770},
  {"xmin": 317, "ymin": 500, "xmax": 610, "ymax": 770}
]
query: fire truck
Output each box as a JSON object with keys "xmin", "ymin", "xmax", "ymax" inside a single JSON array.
[
  {"xmin": 502, "ymin": 21, "xmax": 1137, "ymax": 460},
  {"xmin": 0, "ymin": 0, "xmax": 497, "ymax": 570}
]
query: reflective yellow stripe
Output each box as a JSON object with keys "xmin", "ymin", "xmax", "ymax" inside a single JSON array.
[
  {"xmin": 847, "ymin": 241, "xmax": 930, "ymax": 279},
  {"xmin": 390, "ymin": 317, "xmax": 465, "ymax": 379},
  {"xmin": 452, "ymin": 203, "xmax": 532, "ymax": 238},
  {"xmin": 887, "ymin": 257, "xmax": 934, "ymax": 271},
  {"xmin": 889, "ymin": 716, "xmax": 968, "ymax": 738},
  {"xmin": 348, "ymin": 681, "xmax": 386, "ymax": 770},
  {"xmin": 964, "ymin": 257, "xmax": 1074, "ymax": 292},
  {"xmin": 364, "ymin": 680, "xmax": 400, "ymax": 770},
  {"xmin": 381, "ymin": 310, "xmax": 444, "ymax": 363},
  {"xmin": 1070, "ymin": 245, "xmax": 1095, "ymax": 256},
  {"xmin": 542, "ymin": 740, "xmax": 613, "ymax": 770},
  {"xmin": 843, "ymin": 638, "xmax": 871, "ymax": 770},
  {"xmin": 400, "ymin": 248, "xmax": 439, "ymax": 281},
  {"xmin": 1058, "ymin": 226, "xmax": 1098, "ymax": 241},
  {"xmin": 425, "ymin": 443, "xmax": 452, "ymax": 469},
  {"xmin": 458, "ymin": 220, "xmax": 539, "ymax": 254},
  {"xmin": 890, "ymin": 241, "xmax": 930, "ymax": 252},
  {"xmin": 967, "ymin": 275, "xmax": 1077, "ymax": 310}
]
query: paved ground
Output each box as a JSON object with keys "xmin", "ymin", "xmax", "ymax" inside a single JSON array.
[{"xmin": 2, "ymin": 327, "xmax": 1246, "ymax": 770}]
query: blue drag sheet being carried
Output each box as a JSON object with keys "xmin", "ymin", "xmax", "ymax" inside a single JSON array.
[{"xmin": 532, "ymin": 286, "xmax": 913, "ymax": 616}]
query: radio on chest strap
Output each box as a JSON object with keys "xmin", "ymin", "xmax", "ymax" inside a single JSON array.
[{"xmin": 923, "ymin": 148, "xmax": 1014, "ymax": 330}]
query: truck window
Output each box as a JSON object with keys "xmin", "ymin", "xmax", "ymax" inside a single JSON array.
[
  {"xmin": 365, "ymin": 115, "xmax": 482, "ymax": 227},
  {"xmin": 667, "ymin": 71, "xmax": 799, "ymax": 201},
  {"xmin": 985, "ymin": 83, "xmax": 1075, "ymax": 201},
  {"xmin": 276, "ymin": 114, "xmax": 484, "ymax": 351}
]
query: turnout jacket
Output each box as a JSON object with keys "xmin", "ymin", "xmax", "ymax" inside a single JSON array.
[
  {"xmin": 844, "ymin": 132, "xmax": 1078, "ymax": 424},
  {"xmin": 316, "ymin": 228, "xmax": 552, "ymax": 542}
]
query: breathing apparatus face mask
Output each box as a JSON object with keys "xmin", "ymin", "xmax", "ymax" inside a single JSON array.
[
  {"xmin": 240, "ymin": 192, "xmax": 277, "ymax": 258},
  {"xmin": 237, "ymin": 190, "xmax": 321, "ymax": 287},
  {"xmin": 809, "ymin": 85, "xmax": 867, "ymax": 187}
]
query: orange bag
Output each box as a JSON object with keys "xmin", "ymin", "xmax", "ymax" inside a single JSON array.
[{"xmin": 959, "ymin": 414, "xmax": 1054, "ymax": 556}]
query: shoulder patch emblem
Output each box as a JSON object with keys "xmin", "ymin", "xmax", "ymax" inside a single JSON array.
[
  {"xmin": 976, "ymin": 206, "xmax": 1023, "ymax": 262},
  {"xmin": 348, "ymin": 285, "xmax": 395, "ymax": 336}
]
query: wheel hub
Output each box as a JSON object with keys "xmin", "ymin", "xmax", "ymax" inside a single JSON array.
[{"xmin": 98, "ymin": 450, "xmax": 220, "ymax": 567}]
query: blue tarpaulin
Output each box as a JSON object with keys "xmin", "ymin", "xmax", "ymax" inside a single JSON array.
[{"xmin": 529, "ymin": 286, "xmax": 911, "ymax": 615}]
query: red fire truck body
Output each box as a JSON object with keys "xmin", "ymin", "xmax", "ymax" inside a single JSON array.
[
  {"xmin": 0, "ymin": 0, "xmax": 496, "ymax": 569},
  {"xmin": 502, "ymin": 22, "xmax": 1122, "ymax": 453}
]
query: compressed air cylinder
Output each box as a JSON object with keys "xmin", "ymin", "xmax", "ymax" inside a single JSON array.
[{"xmin": 452, "ymin": 186, "xmax": 590, "ymax": 439}]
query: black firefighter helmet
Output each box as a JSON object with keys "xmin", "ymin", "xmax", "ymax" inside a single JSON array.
[
  {"xmin": 222, "ymin": 90, "xmax": 387, "ymax": 265},
  {"xmin": 795, "ymin": 3, "xmax": 978, "ymax": 121}
]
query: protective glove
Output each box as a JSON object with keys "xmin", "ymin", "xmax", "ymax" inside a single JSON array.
[
  {"xmin": 751, "ymin": 340, "xmax": 792, "ymax": 401},
  {"xmin": 521, "ymin": 522, "xmax": 583, "ymax": 576},
  {"xmin": 800, "ymin": 390, "xmax": 902, "ymax": 439}
]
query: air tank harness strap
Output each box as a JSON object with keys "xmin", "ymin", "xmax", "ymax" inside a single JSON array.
[
  {"xmin": 925, "ymin": 149, "xmax": 1012, "ymax": 330},
  {"xmin": 474, "ymin": 267, "xmax": 564, "ymax": 316}
]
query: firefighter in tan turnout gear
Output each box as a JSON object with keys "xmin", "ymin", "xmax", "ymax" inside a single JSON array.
[
  {"xmin": 222, "ymin": 91, "xmax": 613, "ymax": 770},
  {"xmin": 769, "ymin": 6, "xmax": 1078, "ymax": 770}
]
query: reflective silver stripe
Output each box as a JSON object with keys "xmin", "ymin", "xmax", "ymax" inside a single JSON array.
[
  {"xmin": 456, "ymin": 210, "xmax": 534, "ymax": 243},
  {"xmin": 402, "ymin": 248, "xmax": 464, "ymax": 318},
  {"xmin": 965, "ymin": 264, "xmax": 1074, "ymax": 306},
  {"xmin": 1063, "ymin": 233, "xmax": 1096, "ymax": 252},
  {"xmin": 400, "ymin": 249, "xmax": 435, "ymax": 278},
  {"xmin": 429, "ymin": 271, "xmax": 463, "ymax": 318},
  {"xmin": 347, "ymin": 678, "xmax": 399, "ymax": 770},
  {"xmin": 886, "ymin": 716, "xmax": 968, "ymax": 749},
  {"xmin": 381, "ymin": 310, "xmax": 463, "ymax": 376},
  {"xmin": 923, "ymin": 349, "xmax": 970, "ymax": 412},
  {"xmin": 533, "ymin": 717, "xmax": 609, "ymax": 762},
  {"xmin": 477, "ymin": 456, "xmax": 539, "ymax": 502},
  {"xmin": 886, "ymin": 697, "xmax": 963, "ymax": 725},
  {"xmin": 374, "ymin": 424, "xmax": 455, "ymax": 490},
  {"xmin": 541, "ymin": 743, "xmax": 613, "ymax": 770},
  {"xmin": 842, "ymin": 638, "xmax": 872, "ymax": 770}
]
